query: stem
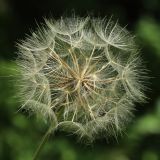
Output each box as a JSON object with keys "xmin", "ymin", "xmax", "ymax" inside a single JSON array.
[{"xmin": 32, "ymin": 126, "xmax": 55, "ymax": 160}]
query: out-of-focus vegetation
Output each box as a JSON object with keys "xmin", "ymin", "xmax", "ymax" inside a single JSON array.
[{"xmin": 0, "ymin": 0, "xmax": 160, "ymax": 160}]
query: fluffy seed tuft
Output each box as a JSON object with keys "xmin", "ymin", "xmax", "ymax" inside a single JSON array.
[{"xmin": 16, "ymin": 16, "xmax": 147, "ymax": 141}]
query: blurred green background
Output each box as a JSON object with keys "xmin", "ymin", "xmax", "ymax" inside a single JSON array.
[{"xmin": 0, "ymin": 0, "xmax": 160, "ymax": 160}]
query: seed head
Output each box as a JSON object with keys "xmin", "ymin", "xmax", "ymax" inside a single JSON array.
[{"xmin": 16, "ymin": 16, "xmax": 147, "ymax": 141}]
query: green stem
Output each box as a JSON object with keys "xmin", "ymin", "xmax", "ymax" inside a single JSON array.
[{"xmin": 33, "ymin": 126, "xmax": 55, "ymax": 160}]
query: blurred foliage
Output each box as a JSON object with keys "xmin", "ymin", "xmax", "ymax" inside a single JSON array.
[{"xmin": 0, "ymin": 0, "xmax": 160, "ymax": 160}]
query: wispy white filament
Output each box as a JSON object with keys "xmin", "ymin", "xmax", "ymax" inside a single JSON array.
[{"xmin": 16, "ymin": 16, "xmax": 147, "ymax": 141}]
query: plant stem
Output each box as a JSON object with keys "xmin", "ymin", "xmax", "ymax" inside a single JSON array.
[{"xmin": 33, "ymin": 126, "xmax": 55, "ymax": 160}]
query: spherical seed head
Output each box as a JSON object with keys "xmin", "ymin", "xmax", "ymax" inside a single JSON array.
[{"xmin": 16, "ymin": 16, "xmax": 147, "ymax": 141}]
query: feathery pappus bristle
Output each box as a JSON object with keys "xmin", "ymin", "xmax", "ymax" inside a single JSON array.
[{"xmin": 16, "ymin": 16, "xmax": 148, "ymax": 141}]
